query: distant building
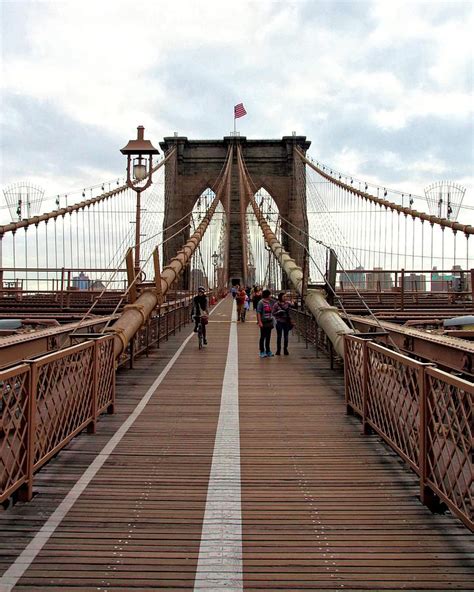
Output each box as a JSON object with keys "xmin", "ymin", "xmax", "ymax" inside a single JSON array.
[
  {"xmin": 340, "ymin": 265, "xmax": 366, "ymax": 290},
  {"xmin": 430, "ymin": 266, "xmax": 452, "ymax": 292},
  {"xmin": 91, "ymin": 280, "xmax": 106, "ymax": 291},
  {"xmin": 451, "ymin": 265, "xmax": 468, "ymax": 293},
  {"xmin": 367, "ymin": 267, "xmax": 393, "ymax": 291},
  {"xmin": 72, "ymin": 272, "xmax": 90, "ymax": 290},
  {"xmin": 405, "ymin": 273, "xmax": 427, "ymax": 292}
]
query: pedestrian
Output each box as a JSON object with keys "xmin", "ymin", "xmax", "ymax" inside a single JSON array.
[
  {"xmin": 241, "ymin": 291, "xmax": 250, "ymax": 322},
  {"xmin": 236, "ymin": 285, "xmax": 246, "ymax": 321},
  {"xmin": 192, "ymin": 286, "xmax": 209, "ymax": 345},
  {"xmin": 257, "ymin": 289, "xmax": 274, "ymax": 358},
  {"xmin": 252, "ymin": 285, "xmax": 262, "ymax": 312},
  {"xmin": 272, "ymin": 292, "xmax": 293, "ymax": 355},
  {"xmin": 231, "ymin": 285, "xmax": 237, "ymax": 299}
]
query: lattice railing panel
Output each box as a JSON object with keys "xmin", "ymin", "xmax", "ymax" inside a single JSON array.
[
  {"xmin": 149, "ymin": 316, "xmax": 160, "ymax": 346},
  {"xmin": 290, "ymin": 308, "xmax": 335, "ymax": 358},
  {"xmin": 96, "ymin": 336, "xmax": 115, "ymax": 414},
  {"xmin": 426, "ymin": 368, "xmax": 473, "ymax": 525},
  {"xmin": 135, "ymin": 324, "xmax": 148, "ymax": 356},
  {"xmin": 344, "ymin": 336, "xmax": 365, "ymax": 414},
  {"xmin": 367, "ymin": 345, "xmax": 421, "ymax": 470},
  {"xmin": 34, "ymin": 343, "xmax": 94, "ymax": 467},
  {"xmin": 159, "ymin": 312, "xmax": 168, "ymax": 340},
  {"xmin": 0, "ymin": 365, "xmax": 30, "ymax": 502}
]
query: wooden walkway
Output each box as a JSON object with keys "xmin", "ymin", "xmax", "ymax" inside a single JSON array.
[{"xmin": 0, "ymin": 297, "xmax": 472, "ymax": 591}]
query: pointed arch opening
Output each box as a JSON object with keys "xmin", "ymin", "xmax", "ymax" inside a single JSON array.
[
  {"xmin": 189, "ymin": 188, "xmax": 225, "ymax": 292},
  {"xmin": 246, "ymin": 188, "xmax": 282, "ymax": 291}
]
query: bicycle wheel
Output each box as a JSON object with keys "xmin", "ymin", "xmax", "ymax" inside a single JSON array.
[{"xmin": 198, "ymin": 326, "xmax": 203, "ymax": 349}]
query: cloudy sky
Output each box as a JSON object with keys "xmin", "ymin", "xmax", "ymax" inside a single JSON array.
[{"xmin": 1, "ymin": 0, "xmax": 473, "ymax": 221}]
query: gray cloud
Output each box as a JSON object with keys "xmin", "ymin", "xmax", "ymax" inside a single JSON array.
[
  {"xmin": 1, "ymin": 94, "xmax": 123, "ymax": 182},
  {"xmin": 296, "ymin": 0, "xmax": 376, "ymax": 33},
  {"xmin": 1, "ymin": 0, "xmax": 472, "ymax": 208}
]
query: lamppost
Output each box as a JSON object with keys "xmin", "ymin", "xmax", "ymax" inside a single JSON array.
[
  {"xmin": 212, "ymin": 251, "xmax": 219, "ymax": 293},
  {"xmin": 121, "ymin": 126, "xmax": 159, "ymax": 279}
]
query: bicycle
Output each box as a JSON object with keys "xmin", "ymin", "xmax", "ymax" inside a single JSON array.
[
  {"xmin": 197, "ymin": 319, "xmax": 204, "ymax": 349},
  {"xmin": 195, "ymin": 314, "xmax": 208, "ymax": 349}
]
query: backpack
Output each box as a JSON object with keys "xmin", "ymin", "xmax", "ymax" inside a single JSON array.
[
  {"xmin": 274, "ymin": 301, "xmax": 293, "ymax": 327},
  {"xmin": 260, "ymin": 300, "xmax": 273, "ymax": 325}
]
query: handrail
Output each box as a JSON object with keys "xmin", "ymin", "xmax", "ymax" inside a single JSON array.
[
  {"xmin": 0, "ymin": 296, "xmax": 194, "ymax": 504},
  {"xmin": 344, "ymin": 334, "xmax": 473, "ymax": 531}
]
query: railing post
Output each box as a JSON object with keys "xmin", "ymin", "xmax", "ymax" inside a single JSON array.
[
  {"xmin": 125, "ymin": 247, "xmax": 137, "ymax": 303},
  {"xmin": 471, "ymin": 268, "xmax": 474, "ymax": 312},
  {"xmin": 60, "ymin": 267, "xmax": 65, "ymax": 308},
  {"xmin": 304, "ymin": 311, "xmax": 308, "ymax": 349},
  {"xmin": 19, "ymin": 363, "xmax": 37, "ymax": 502},
  {"xmin": 419, "ymin": 366, "xmax": 439, "ymax": 511},
  {"xmin": 157, "ymin": 310, "xmax": 161, "ymax": 348},
  {"xmin": 108, "ymin": 340, "xmax": 116, "ymax": 415},
  {"xmin": 361, "ymin": 340, "xmax": 370, "ymax": 435},
  {"xmin": 400, "ymin": 268, "xmax": 405, "ymax": 311},
  {"xmin": 343, "ymin": 336, "xmax": 351, "ymax": 414},
  {"xmin": 419, "ymin": 365, "xmax": 428, "ymax": 503},
  {"xmin": 129, "ymin": 337, "xmax": 134, "ymax": 369},
  {"xmin": 145, "ymin": 320, "xmax": 150, "ymax": 356},
  {"xmin": 88, "ymin": 342, "xmax": 98, "ymax": 434}
]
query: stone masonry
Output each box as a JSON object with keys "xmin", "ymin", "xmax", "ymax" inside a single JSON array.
[{"xmin": 159, "ymin": 135, "xmax": 311, "ymax": 288}]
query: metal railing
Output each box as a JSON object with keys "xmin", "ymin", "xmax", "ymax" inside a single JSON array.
[
  {"xmin": 1, "ymin": 296, "xmax": 194, "ymax": 504},
  {"xmin": 290, "ymin": 307, "xmax": 339, "ymax": 365},
  {"xmin": 344, "ymin": 335, "xmax": 473, "ymax": 531},
  {"xmin": 118, "ymin": 297, "xmax": 193, "ymax": 368},
  {"xmin": 1, "ymin": 335, "xmax": 115, "ymax": 503}
]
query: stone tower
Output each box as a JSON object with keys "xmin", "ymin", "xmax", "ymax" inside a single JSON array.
[{"xmin": 160, "ymin": 135, "xmax": 311, "ymax": 287}]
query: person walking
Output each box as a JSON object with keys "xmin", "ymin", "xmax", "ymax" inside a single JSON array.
[
  {"xmin": 257, "ymin": 289, "xmax": 274, "ymax": 358},
  {"xmin": 235, "ymin": 285, "xmax": 246, "ymax": 321},
  {"xmin": 192, "ymin": 286, "xmax": 209, "ymax": 345},
  {"xmin": 272, "ymin": 292, "xmax": 293, "ymax": 355},
  {"xmin": 241, "ymin": 291, "xmax": 250, "ymax": 322},
  {"xmin": 252, "ymin": 286, "xmax": 262, "ymax": 311},
  {"xmin": 231, "ymin": 285, "xmax": 237, "ymax": 299}
]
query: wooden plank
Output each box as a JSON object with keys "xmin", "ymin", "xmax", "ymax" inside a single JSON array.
[
  {"xmin": 1, "ymin": 298, "xmax": 473, "ymax": 590},
  {"xmin": 237, "ymin": 312, "xmax": 474, "ymax": 589}
]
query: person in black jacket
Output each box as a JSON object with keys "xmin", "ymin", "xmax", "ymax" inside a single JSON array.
[{"xmin": 192, "ymin": 286, "xmax": 209, "ymax": 344}]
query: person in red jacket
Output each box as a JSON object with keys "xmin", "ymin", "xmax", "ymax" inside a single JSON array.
[{"xmin": 235, "ymin": 285, "xmax": 247, "ymax": 321}]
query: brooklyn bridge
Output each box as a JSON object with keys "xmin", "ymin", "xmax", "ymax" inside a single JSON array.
[{"xmin": 0, "ymin": 130, "xmax": 472, "ymax": 590}]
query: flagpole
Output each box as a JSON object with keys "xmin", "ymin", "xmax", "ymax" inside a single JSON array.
[{"xmin": 233, "ymin": 109, "xmax": 236, "ymax": 134}]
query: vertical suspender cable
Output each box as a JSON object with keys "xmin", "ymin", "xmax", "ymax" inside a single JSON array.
[
  {"xmin": 12, "ymin": 232, "xmax": 16, "ymax": 282},
  {"xmin": 24, "ymin": 228, "xmax": 28, "ymax": 291}
]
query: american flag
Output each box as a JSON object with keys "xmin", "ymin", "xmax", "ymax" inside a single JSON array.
[{"xmin": 234, "ymin": 103, "xmax": 247, "ymax": 119}]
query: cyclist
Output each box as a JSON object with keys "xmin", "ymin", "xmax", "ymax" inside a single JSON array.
[{"xmin": 192, "ymin": 286, "xmax": 209, "ymax": 345}]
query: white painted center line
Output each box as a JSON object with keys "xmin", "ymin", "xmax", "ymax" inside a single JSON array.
[
  {"xmin": 193, "ymin": 300, "xmax": 243, "ymax": 591},
  {"xmin": 0, "ymin": 298, "xmax": 226, "ymax": 592}
]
